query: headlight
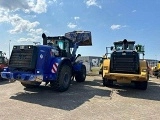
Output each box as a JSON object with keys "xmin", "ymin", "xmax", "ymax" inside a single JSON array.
[
  {"xmin": 3, "ymin": 67, "xmax": 8, "ymax": 72},
  {"xmin": 142, "ymin": 69, "xmax": 147, "ymax": 72},
  {"xmin": 103, "ymin": 66, "xmax": 108, "ymax": 70},
  {"xmin": 37, "ymin": 70, "xmax": 40, "ymax": 73}
]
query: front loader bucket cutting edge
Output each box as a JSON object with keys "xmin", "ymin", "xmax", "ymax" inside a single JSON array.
[{"xmin": 65, "ymin": 31, "xmax": 92, "ymax": 46}]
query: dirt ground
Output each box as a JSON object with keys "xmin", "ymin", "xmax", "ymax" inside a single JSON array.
[{"xmin": 0, "ymin": 76, "xmax": 160, "ymax": 120}]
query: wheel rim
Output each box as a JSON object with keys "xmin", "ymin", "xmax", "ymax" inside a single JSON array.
[
  {"xmin": 82, "ymin": 67, "xmax": 86, "ymax": 78},
  {"xmin": 63, "ymin": 72, "xmax": 69, "ymax": 86}
]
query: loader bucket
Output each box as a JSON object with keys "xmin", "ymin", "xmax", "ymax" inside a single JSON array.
[{"xmin": 65, "ymin": 31, "xmax": 92, "ymax": 46}]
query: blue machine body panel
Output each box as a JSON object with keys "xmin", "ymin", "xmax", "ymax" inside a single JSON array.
[
  {"xmin": 1, "ymin": 45, "xmax": 83, "ymax": 82},
  {"xmin": 1, "ymin": 31, "xmax": 92, "ymax": 83}
]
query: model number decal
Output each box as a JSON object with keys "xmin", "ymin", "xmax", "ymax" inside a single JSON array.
[{"xmin": 40, "ymin": 54, "xmax": 43, "ymax": 59}]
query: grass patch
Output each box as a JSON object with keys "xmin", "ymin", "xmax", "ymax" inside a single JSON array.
[{"xmin": 87, "ymin": 67, "xmax": 100, "ymax": 75}]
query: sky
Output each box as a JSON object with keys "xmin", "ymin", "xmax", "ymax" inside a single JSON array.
[{"xmin": 0, "ymin": 0, "xmax": 160, "ymax": 60}]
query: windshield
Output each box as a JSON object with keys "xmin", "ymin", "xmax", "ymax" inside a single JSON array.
[
  {"xmin": 127, "ymin": 43, "xmax": 134, "ymax": 50},
  {"xmin": 47, "ymin": 38, "xmax": 70, "ymax": 53},
  {"xmin": 115, "ymin": 43, "xmax": 123, "ymax": 50},
  {"xmin": 0, "ymin": 57, "xmax": 4, "ymax": 64},
  {"xmin": 115, "ymin": 43, "xmax": 135, "ymax": 50}
]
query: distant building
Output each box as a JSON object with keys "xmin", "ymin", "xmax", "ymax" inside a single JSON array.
[
  {"xmin": 77, "ymin": 56, "xmax": 158, "ymax": 72},
  {"xmin": 145, "ymin": 59, "xmax": 158, "ymax": 67},
  {"xmin": 76, "ymin": 56, "xmax": 101, "ymax": 72}
]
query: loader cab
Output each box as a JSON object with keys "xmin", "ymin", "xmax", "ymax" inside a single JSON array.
[
  {"xmin": 0, "ymin": 51, "xmax": 6, "ymax": 64},
  {"xmin": 0, "ymin": 57, "xmax": 5, "ymax": 64},
  {"xmin": 110, "ymin": 39, "xmax": 140, "ymax": 74},
  {"xmin": 114, "ymin": 40, "xmax": 135, "ymax": 51},
  {"xmin": 45, "ymin": 36, "xmax": 72, "ymax": 57}
]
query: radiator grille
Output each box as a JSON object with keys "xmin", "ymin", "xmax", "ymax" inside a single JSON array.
[
  {"xmin": 110, "ymin": 52, "xmax": 139, "ymax": 74},
  {"xmin": 9, "ymin": 45, "xmax": 37, "ymax": 70}
]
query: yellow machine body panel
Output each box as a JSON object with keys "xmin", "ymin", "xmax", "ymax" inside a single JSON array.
[
  {"xmin": 152, "ymin": 62, "xmax": 160, "ymax": 77},
  {"xmin": 157, "ymin": 63, "xmax": 160, "ymax": 70},
  {"xmin": 102, "ymin": 59, "xmax": 148, "ymax": 83},
  {"xmin": 99, "ymin": 55, "xmax": 108, "ymax": 74},
  {"xmin": 102, "ymin": 59, "xmax": 110, "ymax": 75}
]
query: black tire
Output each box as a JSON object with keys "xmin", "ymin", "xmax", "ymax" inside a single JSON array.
[
  {"xmin": 99, "ymin": 69, "xmax": 102, "ymax": 75},
  {"xmin": 99, "ymin": 67, "xmax": 103, "ymax": 75},
  {"xmin": 102, "ymin": 78, "xmax": 107, "ymax": 86},
  {"xmin": 135, "ymin": 81, "xmax": 148, "ymax": 90},
  {"xmin": 75, "ymin": 65, "xmax": 86, "ymax": 82},
  {"xmin": 103, "ymin": 78, "xmax": 113, "ymax": 87},
  {"xmin": 0, "ymin": 73, "xmax": 3, "ymax": 80},
  {"xmin": 21, "ymin": 81, "xmax": 41, "ymax": 88},
  {"xmin": 157, "ymin": 71, "xmax": 160, "ymax": 79},
  {"xmin": 0, "ymin": 70, "xmax": 5, "ymax": 80},
  {"xmin": 50, "ymin": 64, "xmax": 72, "ymax": 92}
]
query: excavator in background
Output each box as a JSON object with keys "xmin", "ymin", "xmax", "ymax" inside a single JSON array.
[
  {"xmin": 0, "ymin": 51, "xmax": 8, "ymax": 79},
  {"xmin": 1, "ymin": 31, "xmax": 92, "ymax": 92},
  {"xmin": 152, "ymin": 61, "xmax": 160, "ymax": 77},
  {"xmin": 99, "ymin": 55, "xmax": 107, "ymax": 74},
  {"xmin": 100, "ymin": 39, "xmax": 149, "ymax": 90}
]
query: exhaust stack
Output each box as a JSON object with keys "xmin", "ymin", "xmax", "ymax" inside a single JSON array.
[{"xmin": 42, "ymin": 33, "xmax": 47, "ymax": 45}]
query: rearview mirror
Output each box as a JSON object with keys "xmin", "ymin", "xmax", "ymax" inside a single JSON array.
[
  {"xmin": 135, "ymin": 46, "xmax": 138, "ymax": 50},
  {"xmin": 77, "ymin": 54, "xmax": 81, "ymax": 58},
  {"xmin": 110, "ymin": 46, "xmax": 114, "ymax": 51}
]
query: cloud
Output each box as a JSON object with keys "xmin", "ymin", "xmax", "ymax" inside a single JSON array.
[
  {"xmin": 48, "ymin": 0, "xmax": 63, "ymax": 6},
  {"xmin": 74, "ymin": 16, "xmax": 80, "ymax": 20},
  {"xmin": 0, "ymin": 0, "xmax": 47, "ymax": 14},
  {"xmin": 17, "ymin": 28, "xmax": 44, "ymax": 43},
  {"xmin": 26, "ymin": 0, "xmax": 47, "ymax": 14},
  {"xmin": 17, "ymin": 37, "xmax": 34, "ymax": 42},
  {"xmin": 110, "ymin": 24, "xmax": 127, "ymax": 30},
  {"xmin": 0, "ymin": 0, "xmax": 30, "ymax": 11},
  {"xmin": 28, "ymin": 28, "xmax": 43, "ymax": 37},
  {"xmin": 8, "ymin": 14, "xmax": 39, "ymax": 34},
  {"xmin": 59, "ymin": 2, "xmax": 64, "ymax": 6},
  {"xmin": 67, "ymin": 22, "xmax": 77, "ymax": 29},
  {"xmin": 132, "ymin": 10, "xmax": 137, "ymax": 13},
  {"xmin": 0, "ymin": 1, "xmax": 46, "ymax": 44},
  {"xmin": 48, "ymin": 0, "xmax": 57, "ymax": 5},
  {"xmin": 118, "ymin": 14, "xmax": 122, "ymax": 17},
  {"xmin": 67, "ymin": 17, "xmax": 80, "ymax": 29},
  {"xmin": 0, "ymin": 8, "xmax": 41, "ymax": 34},
  {"xmin": 85, "ymin": 0, "xmax": 102, "ymax": 9},
  {"xmin": 17, "ymin": 36, "xmax": 41, "ymax": 43},
  {"xmin": 0, "ymin": 7, "xmax": 45, "ymax": 44},
  {"xmin": 110, "ymin": 25, "xmax": 121, "ymax": 30},
  {"xmin": 12, "ymin": 22, "xmax": 44, "ymax": 43},
  {"xmin": 0, "ymin": 8, "xmax": 9, "ymax": 23}
]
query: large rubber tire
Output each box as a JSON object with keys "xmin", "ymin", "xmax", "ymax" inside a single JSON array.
[
  {"xmin": 135, "ymin": 81, "xmax": 148, "ymax": 90},
  {"xmin": 75, "ymin": 65, "xmax": 86, "ymax": 82},
  {"xmin": 99, "ymin": 67, "xmax": 102, "ymax": 75},
  {"xmin": 0, "ymin": 69, "xmax": 5, "ymax": 80},
  {"xmin": 0, "ymin": 73, "xmax": 3, "ymax": 80},
  {"xmin": 157, "ymin": 71, "xmax": 160, "ymax": 79},
  {"xmin": 50, "ymin": 64, "xmax": 72, "ymax": 92},
  {"xmin": 21, "ymin": 81, "xmax": 41, "ymax": 88},
  {"xmin": 103, "ymin": 78, "xmax": 113, "ymax": 87}
]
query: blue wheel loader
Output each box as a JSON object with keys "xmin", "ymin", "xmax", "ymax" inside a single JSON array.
[{"xmin": 1, "ymin": 31, "xmax": 92, "ymax": 92}]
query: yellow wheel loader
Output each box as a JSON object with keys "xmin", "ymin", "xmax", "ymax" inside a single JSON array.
[
  {"xmin": 152, "ymin": 61, "xmax": 160, "ymax": 78},
  {"xmin": 101, "ymin": 39, "xmax": 149, "ymax": 90},
  {"xmin": 99, "ymin": 55, "xmax": 107, "ymax": 74}
]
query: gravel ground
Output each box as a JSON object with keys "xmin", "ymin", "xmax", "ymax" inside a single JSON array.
[{"xmin": 0, "ymin": 76, "xmax": 160, "ymax": 120}]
